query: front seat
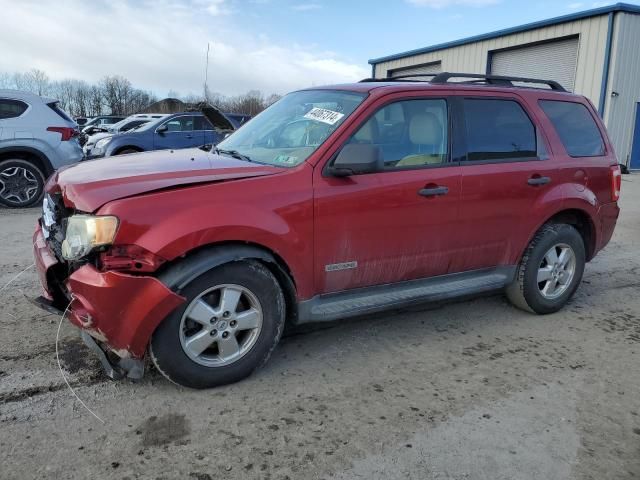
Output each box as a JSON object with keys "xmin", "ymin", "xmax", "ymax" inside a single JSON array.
[{"xmin": 396, "ymin": 113, "xmax": 444, "ymax": 167}]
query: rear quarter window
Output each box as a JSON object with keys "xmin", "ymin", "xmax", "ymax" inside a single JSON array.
[
  {"xmin": 47, "ymin": 102, "xmax": 74, "ymax": 123},
  {"xmin": 539, "ymin": 100, "xmax": 605, "ymax": 157},
  {"xmin": 0, "ymin": 99, "xmax": 28, "ymax": 119}
]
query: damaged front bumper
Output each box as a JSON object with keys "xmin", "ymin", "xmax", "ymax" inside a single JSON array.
[{"xmin": 32, "ymin": 225, "xmax": 185, "ymax": 379}]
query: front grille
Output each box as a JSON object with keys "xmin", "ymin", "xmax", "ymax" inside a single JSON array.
[{"xmin": 42, "ymin": 193, "xmax": 68, "ymax": 261}]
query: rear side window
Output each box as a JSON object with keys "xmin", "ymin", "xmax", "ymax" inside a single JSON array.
[
  {"xmin": 463, "ymin": 99, "xmax": 537, "ymax": 161},
  {"xmin": 194, "ymin": 116, "xmax": 214, "ymax": 131},
  {"xmin": 47, "ymin": 102, "xmax": 74, "ymax": 123},
  {"xmin": 0, "ymin": 99, "xmax": 28, "ymax": 119},
  {"xmin": 539, "ymin": 100, "xmax": 605, "ymax": 157}
]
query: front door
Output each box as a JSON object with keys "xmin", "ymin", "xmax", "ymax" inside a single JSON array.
[
  {"xmin": 631, "ymin": 103, "xmax": 640, "ymax": 170},
  {"xmin": 313, "ymin": 97, "xmax": 461, "ymax": 294},
  {"xmin": 154, "ymin": 115, "xmax": 196, "ymax": 150}
]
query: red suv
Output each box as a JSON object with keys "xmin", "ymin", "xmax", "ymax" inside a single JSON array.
[{"xmin": 33, "ymin": 73, "xmax": 621, "ymax": 388}]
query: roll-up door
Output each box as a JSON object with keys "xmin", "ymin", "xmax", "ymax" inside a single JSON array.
[
  {"xmin": 389, "ymin": 62, "xmax": 442, "ymax": 78},
  {"xmin": 490, "ymin": 37, "xmax": 579, "ymax": 91}
]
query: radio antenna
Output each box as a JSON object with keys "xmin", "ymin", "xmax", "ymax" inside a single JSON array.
[{"xmin": 204, "ymin": 42, "xmax": 210, "ymax": 100}]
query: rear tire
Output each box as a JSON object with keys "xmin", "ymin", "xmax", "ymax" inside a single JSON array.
[
  {"xmin": 150, "ymin": 261, "xmax": 285, "ymax": 388},
  {"xmin": 0, "ymin": 159, "xmax": 45, "ymax": 208},
  {"xmin": 507, "ymin": 224, "xmax": 585, "ymax": 314}
]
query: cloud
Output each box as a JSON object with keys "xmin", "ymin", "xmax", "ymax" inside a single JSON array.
[
  {"xmin": 407, "ymin": 0, "xmax": 499, "ymax": 8},
  {"xmin": 0, "ymin": 0, "xmax": 366, "ymax": 97},
  {"xmin": 291, "ymin": 3, "xmax": 322, "ymax": 11}
]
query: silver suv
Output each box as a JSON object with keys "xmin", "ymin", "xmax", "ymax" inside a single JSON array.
[{"xmin": 0, "ymin": 90, "xmax": 83, "ymax": 208}]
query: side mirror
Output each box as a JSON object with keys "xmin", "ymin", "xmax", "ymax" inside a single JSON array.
[
  {"xmin": 156, "ymin": 125, "xmax": 168, "ymax": 134},
  {"xmin": 328, "ymin": 144, "xmax": 382, "ymax": 177}
]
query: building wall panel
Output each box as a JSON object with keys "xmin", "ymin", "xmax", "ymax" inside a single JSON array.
[
  {"xmin": 373, "ymin": 16, "xmax": 609, "ymax": 104},
  {"xmin": 604, "ymin": 13, "xmax": 640, "ymax": 165}
]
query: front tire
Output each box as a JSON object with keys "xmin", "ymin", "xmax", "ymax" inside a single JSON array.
[
  {"xmin": 150, "ymin": 261, "xmax": 285, "ymax": 388},
  {"xmin": 0, "ymin": 159, "xmax": 45, "ymax": 208},
  {"xmin": 507, "ymin": 224, "xmax": 586, "ymax": 314}
]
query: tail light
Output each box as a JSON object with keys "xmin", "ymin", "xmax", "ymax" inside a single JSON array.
[
  {"xmin": 47, "ymin": 126, "xmax": 79, "ymax": 141},
  {"xmin": 610, "ymin": 165, "xmax": 622, "ymax": 201}
]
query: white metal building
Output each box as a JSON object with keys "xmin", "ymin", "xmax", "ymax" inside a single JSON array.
[{"xmin": 368, "ymin": 3, "xmax": 640, "ymax": 169}]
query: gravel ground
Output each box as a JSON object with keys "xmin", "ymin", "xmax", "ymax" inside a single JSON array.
[{"xmin": 0, "ymin": 175, "xmax": 639, "ymax": 480}]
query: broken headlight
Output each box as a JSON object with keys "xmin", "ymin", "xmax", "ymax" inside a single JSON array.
[{"xmin": 61, "ymin": 215, "xmax": 119, "ymax": 261}]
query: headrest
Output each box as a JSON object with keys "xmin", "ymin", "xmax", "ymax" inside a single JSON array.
[{"xmin": 409, "ymin": 113, "xmax": 442, "ymax": 146}]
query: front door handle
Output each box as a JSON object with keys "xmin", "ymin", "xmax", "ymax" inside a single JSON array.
[
  {"xmin": 186, "ymin": 134, "xmax": 194, "ymax": 139},
  {"xmin": 528, "ymin": 176, "xmax": 551, "ymax": 186},
  {"xmin": 418, "ymin": 186, "xmax": 449, "ymax": 197}
]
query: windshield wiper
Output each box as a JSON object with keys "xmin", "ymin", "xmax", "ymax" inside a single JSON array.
[{"xmin": 215, "ymin": 147, "xmax": 253, "ymax": 163}]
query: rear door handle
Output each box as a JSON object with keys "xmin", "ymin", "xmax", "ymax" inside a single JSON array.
[
  {"xmin": 527, "ymin": 176, "xmax": 551, "ymax": 186},
  {"xmin": 186, "ymin": 134, "xmax": 194, "ymax": 139},
  {"xmin": 418, "ymin": 186, "xmax": 449, "ymax": 197}
]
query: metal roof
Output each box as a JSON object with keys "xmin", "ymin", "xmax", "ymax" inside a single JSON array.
[{"xmin": 369, "ymin": 2, "xmax": 640, "ymax": 65}]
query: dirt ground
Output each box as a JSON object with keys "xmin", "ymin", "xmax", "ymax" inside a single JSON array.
[{"xmin": 0, "ymin": 176, "xmax": 639, "ymax": 480}]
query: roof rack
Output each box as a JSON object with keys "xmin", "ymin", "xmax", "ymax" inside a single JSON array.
[
  {"xmin": 359, "ymin": 71, "xmax": 567, "ymax": 92},
  {"xmin": 359, "ymin": 73, "xmax": 438, "ymax": 82}
]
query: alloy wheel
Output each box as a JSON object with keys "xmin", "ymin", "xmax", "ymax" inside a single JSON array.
[
  {"xmin": 537, "ymin": 243, "xmax": 576, "ymax": 300},
  {"xmin": 179, "ymin": 284, "xmax": 263, "ymax": 367},
  {"xmin": 0, "ymin": 166, "xmax": 40, "ymax": 204}
]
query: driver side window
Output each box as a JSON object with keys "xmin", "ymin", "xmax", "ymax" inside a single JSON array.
[
  {"xmin": 348, "ymin": 99, "xmax": 448, "ymax": 169},
  {"xmin": 162, "ymin": 116, "xmax": 194, "ymax": 132}
]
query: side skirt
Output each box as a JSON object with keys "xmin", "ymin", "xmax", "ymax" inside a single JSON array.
[{"xmin": 297, "ymin": 266, "xmax": 516, "ymax": 324}]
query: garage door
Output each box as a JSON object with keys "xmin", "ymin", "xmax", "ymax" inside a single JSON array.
[
  {"xmin": 389, "ymin": 62, "xmax": 442, "ymax": 78},
  {"xmin": 490, "ymin": 37, "xmax": 579, "ymax": 91}
]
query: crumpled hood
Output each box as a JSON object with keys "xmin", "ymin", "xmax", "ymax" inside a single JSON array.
[{"xmin": 49, "ymin": 148, "xmax": 282, "ymax": 212}]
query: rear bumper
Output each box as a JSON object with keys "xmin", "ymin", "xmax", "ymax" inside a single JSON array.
[
  {"xmin": 596, "ymin": 201, "xmax": 620, "ymax": 253},
  {"xmin": 32, "ymin": 225, "xmax": 185, "ymax": 359}
]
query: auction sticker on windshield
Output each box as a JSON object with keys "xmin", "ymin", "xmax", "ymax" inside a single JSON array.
[{"xmin": 304, "ymin": 107, "xmax": 344, "ymax": 125}]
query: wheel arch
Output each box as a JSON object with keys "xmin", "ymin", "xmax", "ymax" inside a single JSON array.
[
  {"xmin": 0, "ymin": 146, "xmax": 54, "ymax": 176},
  {"xmin": 524, "ymin": 208, "xmax": 598, "ymax": 262},
  {"xmin": 112, "ymin": 145, "xmax": 144, "ymax": 155},
  {"xmin": 157, "ymin": 242, "xmax": 299, "ymax": 324}
]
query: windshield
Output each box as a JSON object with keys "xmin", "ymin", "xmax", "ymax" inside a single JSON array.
[
  {"xmin": 215, "ymin": 89, "xmax": 366, "ymax": 167},
  {"xmin": 133, "ymin": 116, "xmax": 168, "ymax": 132}
]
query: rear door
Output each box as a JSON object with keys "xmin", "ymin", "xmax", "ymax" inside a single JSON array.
[
  {"xmin": 452, "ymin": 94, "xmax": 556, "ymax": 272},
  {"xmin": 154, "ymin": 115, "xmax": 195, "ymax": 150},
  {"xmin": 313, "ymin": 95, "xmax": 462, "ymax": 294}
]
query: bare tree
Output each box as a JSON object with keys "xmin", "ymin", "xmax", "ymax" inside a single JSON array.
[{"xmin": 0, "ymin": 69, "xmax": 279, "ymax": 117}]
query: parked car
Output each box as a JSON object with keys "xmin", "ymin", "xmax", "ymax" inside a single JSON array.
[
  {"xmin": 81, "ymin": 115, "xmax": 125, "ymax": 136},
  {"xmin": 83, "ymin": 109, "xmax": 235, "ymax": 159},
  {"xmin": 0, "ymin": 89, "xmax": 83, "ymax": 208},
  {"xmin": 79, "ymin": 114, "xmax": 167, "ymax": 147},
  {"xmin": 33, "ymin": 73, "xmax": 621, "ymax": 388},
  {"xmin": 75, "ymin": 117, "xmax": 90, "ymax": 127},
  {"xmin": 225, "ymin": 113, "xmax": 252, "ymax": 128}
]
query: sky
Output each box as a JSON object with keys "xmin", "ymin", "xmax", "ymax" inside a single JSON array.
[{"xmin": 1, "ymin": 0, "xmax": 639, "ymax": 97}]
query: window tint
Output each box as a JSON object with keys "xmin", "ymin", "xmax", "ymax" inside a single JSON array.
[
  {"xmin": 539, "ymin": 100, "xmax": 605, "ymax": 157},
  {"xmin": 194, "ymin": 116, "xmax": 213, "ymax": 131},
  {"xmin": 0, "ymin": 99, "xmax": 28, "ymax": 119},
  {"xmin": 162, "ymin": 116, "xmax": 194, "ymax": 132},
  {"xmin": 463, "ymin": 99, "xmax": 537, "ymax": 161},
  {"xmin": 348, "ymin": 99, "xmax": 448, "ymax": 169}
]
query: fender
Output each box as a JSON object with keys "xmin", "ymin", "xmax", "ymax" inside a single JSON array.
[
  {"xmin": 99, "ymin": 173, "xmax": 314, "ymax": 297},
  {"xmin": 0, "ymin": 145, "xmax": 54, "ymax": 175},
  {"xmin": 519, "ymin": 183, "xmax": 600, "ymax": 262}
]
